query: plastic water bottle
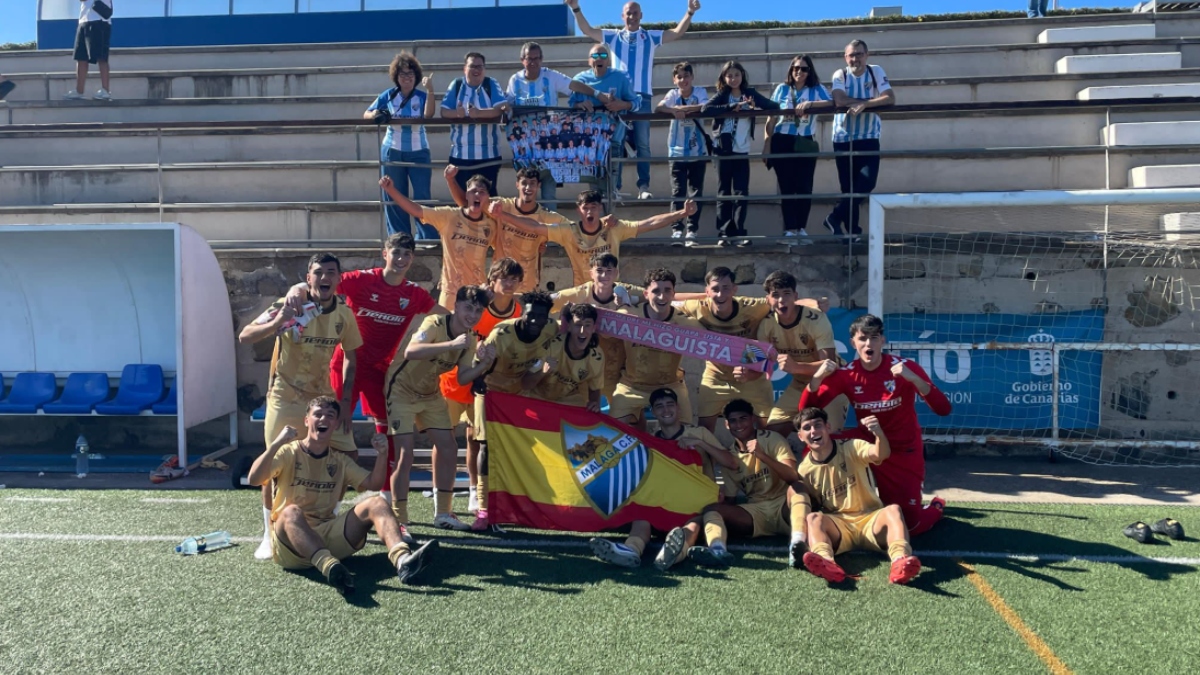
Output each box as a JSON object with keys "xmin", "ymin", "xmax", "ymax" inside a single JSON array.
[
  {"xmin": 176, "ymin": 531, "xmax": 233, "ymax": 555},
  {"xmin": 74, "ymin": 435, "xmax": 89, "ymax": 478}
]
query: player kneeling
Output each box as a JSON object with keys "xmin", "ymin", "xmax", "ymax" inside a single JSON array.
[
  {"xmin": 656, "ymin": 399, "xmax": 810, "ymax": 570},
  {"xmin": 248, "ymin": 397, "xmax": 438, "ymax": 593},
  {"xmin": 793, "ymin": 407, "xmax": 920, "ymax": 585}
]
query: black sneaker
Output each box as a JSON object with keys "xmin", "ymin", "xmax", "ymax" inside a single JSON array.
[
  {"xmin": 716, "ymin": 237, "xmax": 731, "ymax": 247},
  {"xmin": 324, "ymin": 561, "xmax": 356, "ymax": 595},
  {"xmin": 1151, "ymin": 518, "xmax": 1185, "ymax": 540},
  {"xmin": 397, "ymin": 539, "xmax": 439, "ymax": 584},
  {"xmin": 822, "ymin": 215, "xmax": 844, "ymax": 236},
  {"xmin": 1123, "ymin": 521, "xmax": 1154, "ymax": 544},
  {"xmin": 848, "ymin": 222, "xmax": 864, "ymax": 243},
  {"xmin": 788, "ymin": 539, "xmax": 807, "ymax": 569}
]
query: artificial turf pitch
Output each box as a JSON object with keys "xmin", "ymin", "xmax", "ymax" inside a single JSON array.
[{"xmin": 1, "ymin": 490, "xmax": 1197, "ymax": 674}]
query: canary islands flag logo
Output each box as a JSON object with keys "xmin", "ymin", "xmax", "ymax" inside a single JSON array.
[{"xmin": 563, "ymin": 423, "xmax": 650, "ymax": 517}]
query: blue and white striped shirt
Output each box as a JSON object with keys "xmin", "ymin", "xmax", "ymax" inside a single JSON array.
[
  {"xmin": 660, "ymin": 87, "xmax": 709, "ymax": 158},
  {"xmin": 770, "ymin": 83, "xmax": 831, "ymax": 137},
  {"xmin": 831, "ymin": 65, "xmax": 891, "ymax": 142},
  {"xmin": 506, "ymin": 68, "xmax": 574, "ymax": 108},
  {"xmin": 601, "ymin": 28, "xmax": 664, "ymax": 95},
  {"xmin": 368, "ymin": 88, "xmax": 430, "ymax": 152},
  {"xmin": 441, "ymin": 77, "xmax": 506, "ymax": 160}
]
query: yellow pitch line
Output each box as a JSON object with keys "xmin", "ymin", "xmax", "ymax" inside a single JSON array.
[{"xmin": 959, "ymin": 560, "xmax": 1074, "ymax": 675}]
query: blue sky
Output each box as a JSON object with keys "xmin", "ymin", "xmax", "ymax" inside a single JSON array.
[{"xmin": 1, "ymin": 0, "xmax": 1125, "ymax": 46}]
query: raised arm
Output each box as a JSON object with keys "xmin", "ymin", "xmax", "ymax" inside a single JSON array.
[
  {"xmin": 404, "ymin": 328, "xmax": 472, "ymax": 361},
  {"xmin": 892, "ymin": 359, "xmax": 952, "ymax": 416},
  {"xmin": 357, "ymin": 433, "xmax": 391, "ymax": 492},
  {"xmin": 860, "ymin": 415, "xmax": 891, "ymax": 464},
  {"xmin": 634, "ymin": 199, "xmax": 695, "ymax": 234},
  {"xmin": 798, "ymin": 359, "xmax": 841, "ymax": 409},
  {"xmin": 422, "ymin": 77, "xmax": 437, "ymax": 118},
  {"xmin": 565, "ymin": 0, "xmax": 603, "ymax": 41},
  {"xmin": 663, "ymin": 0, "xmax": 700, "ymax": 44},
  {"xmin": 444, "ymin": 165, "xmax": 467, "ymax": 208},
  {"xmin": 248, "ymin": 426, "xmax": 295, "ymax": 486},
  {"xmin": 379, "ymin": 176, "xmax": 426, "ymax": 220}
]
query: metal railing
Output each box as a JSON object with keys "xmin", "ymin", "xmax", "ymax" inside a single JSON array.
[{"xmin": 38, "ymin": 0, "xmax": 557, "ymax": 21}]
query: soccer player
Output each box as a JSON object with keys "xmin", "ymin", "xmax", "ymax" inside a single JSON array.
[
  {"xmin": 676, "ymin": 267, "xmax": 774, "ymax": 432},
  {"xmin": 799, "ymin": 313, "xmax": 952, "ymax": 536},
  {"xmin": 239, "ymin": 253, "xmax": 362, "ymax": 561},
  {"xmin": 569, "ymin": 0, "xmax": 703, "ymax": 199},
  {"xmin": 609, "ymin": 268, "xmax": 702, "ymax": 428},
  {"xmin": 757, "ymin": 270, "xmax": 847, "ymax": 439},
  {"xmin": 792, "ymin": 407, "xmax": 921, "ymax": 585},
  {"xmin": 384, "ymin": 285, "xmax": 497, "ymax": 531},
  {"xmin": 490, "ymin": 190, "xmax": 695, "ymax": 285},
  {"xmin": 282, "ymin": 234, "xmax": 443, "ymax": 509},
  {"xmin": 379, "ymin": 173, "xmax": 495, "ymax": 309},
  {"xmin": 440, "ymin": 52, "xmax": 510, "ymax": 193},
  {"xmin": 446, "ymin": 165, "xmax": 554, "ymax": 292},
  {"xmin": 439, "ymin": 258, "xmax": 525, "ymax": 513},
  {"xmin": 551, "ymin": 253, "xmax": 643, "ymax": 404},
  {"xmin": 525, "ymin": 304, "xmax": 605, "ymax": 411},
  {"xmin": 657, "ymin": 399, "xmax": 808, "ymax": 570},
  {"xmin": 592, "ymin": 387, "xmax": 735, "ymax": 569},
  {"xmin": 471, "ymin": 290, "xmax": 559, "ymax": 530},
  {"xmin": 248, "ymin": 397, "xmax": 437, "ymax": 592}
]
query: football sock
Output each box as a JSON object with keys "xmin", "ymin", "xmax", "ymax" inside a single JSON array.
[
  {"xmin": 387, "ymin": 542, "xmax": 410, "ymax": 567},
  {"xmin": 888, "ymin": 541, "xmax": 913, "ymax": 562},
  {"xmin": 477, "ymin": 476, "xmax": 489, "ymax": 510},
  {"xmin": 702, "ymin": 511, "xmax": 727, "ymax": 548},
  {"xmin": 391, "ymin": 499, "xmax": 409, "ymax": 525},
  {"xmin": 261, "ymin": 506, "xmax": 271, "ymax": 536},
  {"xmin": 623, "ymin": 535, "xmax": 647, "ymax": 557},
  {"xmin": 311, "ymin": 548, "xmax": 338, "ymax": 576},
  {"xmin": 380, "ymin": 490, "xmax": 392, "ymax": 504},
  {"xmin": 811, "ymin": 542, "xmax": 835, "ymax": 562},
  {"xmin": 788, "ymin": 493, "xmax": 811, "ymax": 538},
  {"xmin": 435, "ymin": 490, "xmax": 454, "ymax": 516}
]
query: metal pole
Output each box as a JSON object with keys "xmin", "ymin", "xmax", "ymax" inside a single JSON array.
[
  {"xmin": 157, "ymin": 127, "xmax": 165, "ymax": 221},
  {"xmin": 1051, "ymin": 343, "xmax": 1061, "ymax": 447},
  {"xmin": 867, "ymin": 195, "xmax": 886, "ymax": 317}
]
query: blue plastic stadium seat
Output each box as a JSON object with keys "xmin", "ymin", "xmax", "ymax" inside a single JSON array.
[
  {"xmin": 0, "ymin": 372, "xmax": 58, "ymax": 413},
  {"xmin": 43, "ymin": 373, "xmax": 110, "ymax": 414},
  {"xmin": 151, "ymin": 379, "xmax": 177, "ymax": 415},
  {"xmin": 96, "ymin": 364, "xmax": 165, "ymax": 415}
]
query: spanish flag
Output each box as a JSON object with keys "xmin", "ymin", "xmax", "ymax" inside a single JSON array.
[{"xmin": 486, "ymin": 392, "xmax": 719, "ymax": 532}]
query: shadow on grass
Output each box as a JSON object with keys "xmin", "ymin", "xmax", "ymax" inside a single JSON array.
[{"xmin": 913, "ymin": 517, "xmax": 1199, "ymax": 590}]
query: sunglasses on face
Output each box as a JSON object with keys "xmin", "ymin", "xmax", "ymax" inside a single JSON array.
[
  {"xmin": 792, "ymin": 66, "xmax": 809, "ymax": 72},
  {"xmin": 590, "ymin": 53, "xmax": 609, "ymax": 59}
]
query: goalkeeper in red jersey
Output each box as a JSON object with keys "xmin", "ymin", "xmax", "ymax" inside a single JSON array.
[{"xmin": 799, "ymin": 314, "xmax": 951, "ymax": 536}]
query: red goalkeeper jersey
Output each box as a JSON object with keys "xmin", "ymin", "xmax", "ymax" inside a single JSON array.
[
  {"xmin": 799, "ymin": 354, "xmax": 951, "ymax": 467},
  {"xmin": 332, "ymin": 269, "xmax": 437, "ymax": 373}
]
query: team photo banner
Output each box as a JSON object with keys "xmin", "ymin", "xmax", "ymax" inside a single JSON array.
[
  {"xmin": 507, "ymin": 107, "xmax": 617, "ymax": 184},
  {"xmin": 595, "ymin": 308, "xmax": 777, "ymax": 372},
  {"xmin": 485, "ymin": 392, "xmax": 718, "ymax": 532}
]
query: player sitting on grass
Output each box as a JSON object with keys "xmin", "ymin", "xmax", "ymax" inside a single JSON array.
[
  {"xmin": 792, "ymin": 406, "xmax": 921, "ymax": 585},
  {"xmin": 657, "ymin": 398, "xmax": 810, "ymax": 570},
  {"xmin": 248, "ymin": 396, "xmax": 437, "ymax": 593},
  {"xmin": 590, "ymin": 387, "xmax": 736, "ymax": 569},
  {"xmin": 799, "ymin": 313, "xmax": 952, "ymax": 536}
]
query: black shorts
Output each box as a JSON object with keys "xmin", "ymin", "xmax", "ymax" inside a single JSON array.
[{"xmin": 73, "ymin": 21, "xmax": 111, "ymax": 64}]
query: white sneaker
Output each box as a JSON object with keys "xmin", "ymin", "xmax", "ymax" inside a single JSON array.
[
  {"xmin": 467, "ymin": 486, "xmax": 479, "ymax": 513},
  {"xmin": 638, "ymin": 190, "xmax": 653, "ymax": 200},
  {"xmin": 433, "ymin": 512, "xmax": 472, "ymax": 531},
  {"xmin": 684, "ymin": 231, "xmax": 697, "ymax": 248},
  {"xmin": 670, "ymin": 230, "xmax": 684, "ymax": 246},
  {"xmin": 63, "ymin": 90, "xmax": 86, "ymax": 100},
  {"xmin": 589, "ymin": 537, "xmax": 641, "ymax": 568},
  {"xmin": 254, "ymin": 535, "xmax": 273, "ymax": 561},
  {"xmin": 93, "ymin": 88, "xmax": 112, "ymax": 101},
  {"xmin": 790, "ymin": 229, "xmax": 814, "ymax": 246}
]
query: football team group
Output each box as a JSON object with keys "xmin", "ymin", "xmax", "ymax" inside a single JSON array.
[{"xmin": 239, "ymin": 169, "xmax": 950, "ymax": 594}]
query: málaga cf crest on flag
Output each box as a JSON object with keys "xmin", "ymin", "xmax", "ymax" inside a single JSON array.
[{"xmin": 485, "ymin": 393, "xmax": 718, "ymax": 532}]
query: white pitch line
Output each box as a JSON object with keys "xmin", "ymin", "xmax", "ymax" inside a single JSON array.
[
  {"xmin": 1, "ymin": 532, "xmax": 1196, "ymax": 566},
  {"xmin": 139, "ymin": 498, "xmax": 212, "ymax": 504},
  {"xmin": 3, "ymin": 497, "xmax": 75, "ymax": 503}
]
